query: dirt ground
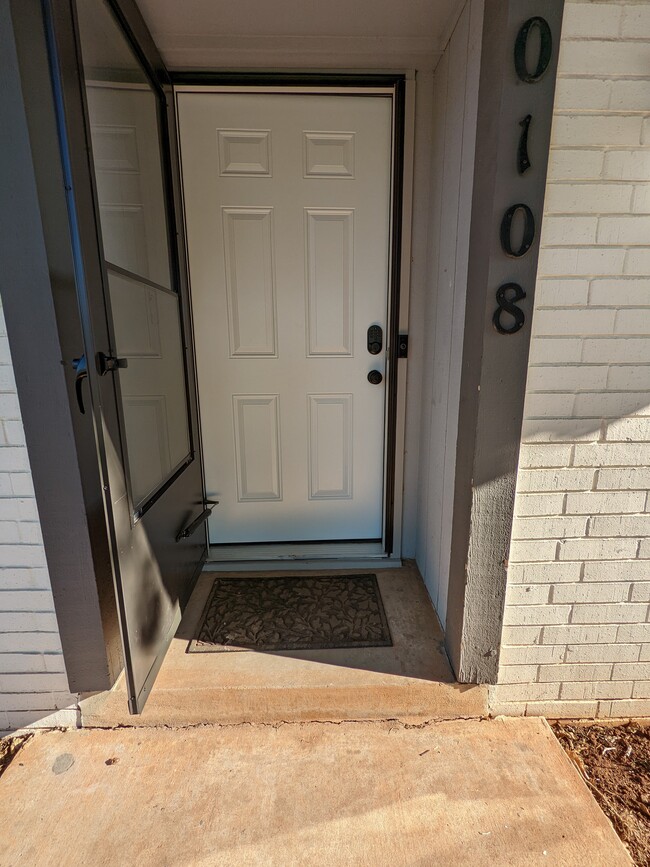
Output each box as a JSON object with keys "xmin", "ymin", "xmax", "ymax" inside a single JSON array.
[{"xmin": 553, "ymin": 721, "xmax": 650, "ymax": 867}]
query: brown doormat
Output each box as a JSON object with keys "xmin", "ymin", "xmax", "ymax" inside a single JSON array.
[{"xmin": 188, "ymin": 574, "xmax": 392, "ymax": 652}]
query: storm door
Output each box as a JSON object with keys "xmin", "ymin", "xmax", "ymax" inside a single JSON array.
[{"xmin": 45, "ymin": 0, "xmax": 206, "ymax": 712}]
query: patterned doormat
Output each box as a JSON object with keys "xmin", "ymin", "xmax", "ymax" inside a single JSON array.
[{"xmin": 188, "ymin": 574, "xmax": 392, "ymax": 652}]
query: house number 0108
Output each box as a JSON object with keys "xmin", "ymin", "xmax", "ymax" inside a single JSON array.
[{"xmin": 493, "ymin": 16, "xmax": 552, "ymax": 336}]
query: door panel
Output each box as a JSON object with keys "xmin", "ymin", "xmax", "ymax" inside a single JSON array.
[
  {"xmin": 178, "ymin": 92, "xmax": 392, "ymax": 545},
  {"xmin": 46, "ymin": 0, "xmax": 205, "ymax": 712}
]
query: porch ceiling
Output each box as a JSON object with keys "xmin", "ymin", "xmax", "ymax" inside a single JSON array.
[{"xmin": 134, "ymin": 0, "xmax": 465, "ymax": 71}]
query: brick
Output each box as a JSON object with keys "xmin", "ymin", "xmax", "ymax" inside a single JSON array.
[
  {"xmin": 491, "ymin": 683, "xmax": 560, "ymax": 703},
  {"xmin": 558, "ymin": 538, "xmax": 638, "ymax": 560},
  {"xmin": 617, "ymin": 623, "xmax": 650, "ymax": 644},
  {"xmin": 606, "ymin": 417, "xmax": 650, "ymax": 443},
  {"xmin": 528, "ymin": 338, "xmax": 583, "ymax": 365},
  {"xmin": 538, "ymin": 663, "xmax": 612, "ymax": 683},
  {"xmin": 622, "ymin": 5, "xmax": 650, "ymax": 39},
  {"xmin": 0, "ymin": 448, "xmax": 29, "ymax": 473},
  {"xmin": 545, "ymin": 184, "xmax": 632, "ymax": 216},
  {"xmin": 514, "ymin": 494, "xmax": 566, "ymax": 518},
  {"xmin": 624, "ymin": 248, "xmax": 650, "ymax": 276},
  {"xmin": 5, "ymin": 708, "xmax": 78, "ymax": 731},
  {"xmin": 0, "ymin": 633, "xmax": 62, "ymax": 654},
  {"xmin": 511, "ymin": 516, "xmax": 587, "ymax": 540},
  {"xmin": 607, "ymin": 367, "xmax": 650, "ymax": 391},
  {"xmin": 631, "ymin": 584, "xmax": 650, "ymax": 603},
  {"xmin": 0, "ymin": 498, "xmax": 39, "ymax": 521},
  {"xmin": 572, "ymin": 392, "xmax": 650, "ymax": 419},
  {"xmin": 0, "ymin": 612, "xmax": 59, "ymax": 632},
  {"xmin": 598, "ymin": 215, "xmax": 650, "ymax": 245},
  {"xmin": 552, "ymin": 114, "xmax": 642, "ymax": 148},
  {"xmin": 507, "ymin": 562, "xmax": 581, "ymax": 585},
  {"xmin": 543, "ymin": 624, "xmax": 618, "ymax": 645},
  {"xmin": 590, "ymin": 515, "xmax": 650, "ymax": 537},
  {"xmin": 505, "ymin": 585, "xmax": 551, "ymax": 606},
  {"xmin": 500, "ymin": 626, "xmax": 543, "ymax": 646},
  {"xmin": 517, "ymin": 468, "xmax": 594, "ymax": 493},
  {"xmin": 10, "ymin": 474, "xmax": 34, "ymax": 496},
  {"xmin": 637, "ymin": 539, "xmax": 650, "ymax": 559},
  {"xmin": 521, "ymin": 420, "xmax": 598, "ymax": 444},
  {"xmin": 517, "ymin": 444, "xmax": 573, "ymax": 469},
  {"xmin": 553, "ymin": 583, "xmax": 630, "ymax": 605},
  {"xmin": 632, "ymin": 682, "xmax": 650, "ymax": 699},
  {"xmin": 548, "ymin": 148, "xmax": 605, "ymax": 179},
  {"xmin": 503, "ymin": 605, "xmax": 571, "ymax": 627},
  {"xmin": 581, "ymin": 337, "xmax": 650, "ymax": 363},
  {"xmin": 565, "ymin": 643, "xmax": 640, "ymax": 664},
  {"xmin": 497, "ymin": 665, "xmax": 539, "ymax": 685},
  {"xmin": 3, "ymin": 421, "xmax": 25, "ymax": 446},
  {"xmin": 526, "ymin": 366, "xmax": 608, "ymax": 392},
  {"xmin": 0, "ymin": 653, "xmax": 65, "ymax": 674},
  {"xmin": 640, "ymin": 645, "xmax": 650, "ymax": 662},
  {"xmin": 0, "ymin": 590, "xmax": 56, "ymax": 611},
  {"xmin": 534, "ymin": 279, "xmax": 590, "ymax": 307},
  {"xmin": 615, "ymin": 309, "xmax": 650, "ymax": 334},
  {"xmin": 562, "ymin": 4, "xmax": 622, "ymax": 38},
  {"xmin": 632, "ymin": 184, "xmax": 650, "ymax": 214},
  {"xmin": 524, "ymin": 700, "xmax": 599, "ymax": 719},
  {"xmin": 603, "ymin": 150, "xmax": 650, "ymax": 181},
  {"xmin": 560, "ymin": 681, "xmax": 633, "ymax": 701},
  {"xmin": 597, "ymin": 467, "xmax": 650, "ymax": 490},
  {"xmin": 553, "ymin": 80, "xmax": 612, "ymax": 113},
  {"xmin": 508, "ymin": 540, "xmax": 559, "ymax": 563},
  {"xmin": 498, "ymin": 645, "xmax": 565, "ymax": 666},
  {"xmin": 607, "ymin": 699, "xmax": 650, "ymax": 716},
  {"xmin": 574, "ymin": 443, "xmax": 650, "ymax": 467},
  {"xmin": 583, "ymin": 560, "xmax": 649, "ymax": 582},
  {"xmin": 566, "ymin": 42, "xmax": 650, "ymax": 78},
  {"xmin": 537, "ymin": 247, "xmax": 626, "ymax": 278},
  {"xmin": 612, "ymin": 662, "xmax": 650, "ymax": 682},
  {"xmin": 610, "ymin": 81, "xmax": 650, "ymax": 113},
  {"xmin": 565, "ymin": 491, "xmax": 646, "ymax": 515},
  {"xmin": 570, "ymin": 603, "xmax": 648, "ymax": 624},
  {"xmin": 541, "ymin": 216, "xmax": 598, "ymax": 246},
  {"xmin": 589, "ymin": 278, "xmax": 650, "ymax": 308},
  {"xmin": 0, "ymin": 545, "xmax": 46, "ymax": 568},
  {"xmin": 0, "ymin": 672, "xmax": 70, "ymax": 693},
  {"xmin": 523, "ymin": 393, "xmax": 575, "ymax": 419}
]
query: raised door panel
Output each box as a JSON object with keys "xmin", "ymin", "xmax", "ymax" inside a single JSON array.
[
  {"xmin": 308, "ymin": 394, "xmax": 353, "ymax": 500},
  {"xmin": 233, "ymin": 395, "xmax": 282, "ymax": 501}
]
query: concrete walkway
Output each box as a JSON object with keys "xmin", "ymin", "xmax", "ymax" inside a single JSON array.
[{"xmin": 0, "ymin": 718, "xmax": 631, "ymax": 866}]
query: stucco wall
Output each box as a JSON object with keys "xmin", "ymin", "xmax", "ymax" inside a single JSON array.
[
  {"xmin": 0, "ymin": 300, "xmax": 79, "ymax": 734},
  {"xmin": 493, "ymin": 0, "xmax": 650, "ymax": 718}
]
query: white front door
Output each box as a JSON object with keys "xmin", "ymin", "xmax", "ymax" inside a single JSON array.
[{"xmin": 178, "ymin": 91, "xmax": 393, "ymax": 544}]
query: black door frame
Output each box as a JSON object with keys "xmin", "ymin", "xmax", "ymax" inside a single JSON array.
[{"xmin": 172, "ymin": 72, "xmax": 407, "ymax": 556}]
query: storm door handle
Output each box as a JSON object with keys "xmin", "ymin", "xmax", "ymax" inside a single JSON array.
[{"xmin": 72, "ymin": 354, "xmax": 88, "ymax": 415}]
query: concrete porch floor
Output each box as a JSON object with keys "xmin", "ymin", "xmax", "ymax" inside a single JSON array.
[
  {"xmin": 81, "ymin": 563, "xmax": 487, "ymax": 726},
  {"xmin": 0, "ymin": 718, "xmax": 631, "ymax": 866}
]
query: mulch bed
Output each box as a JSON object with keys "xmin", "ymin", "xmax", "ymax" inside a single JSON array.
[{"xmin": 552, "ymin": 721, "xmax": 650, "ymax": 866}]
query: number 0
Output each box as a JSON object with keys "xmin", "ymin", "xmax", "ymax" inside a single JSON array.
[{"xmin": 515, "ymin": 17, "xmax": 552, "ymax": 83}]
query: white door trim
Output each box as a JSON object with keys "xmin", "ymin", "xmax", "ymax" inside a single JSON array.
[{"xmin": 175, "ymin": 76, "xmax": 415, "ymax": 564}]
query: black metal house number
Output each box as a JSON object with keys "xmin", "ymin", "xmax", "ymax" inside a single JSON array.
[{"xmin": 493, "ymin": 16, "xmax": 552, "ymax": 336}]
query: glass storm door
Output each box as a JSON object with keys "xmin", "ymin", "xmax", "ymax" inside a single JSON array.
[{"xmin": 46, "ymin": 0, "xmax": 205, "ymax": 712}]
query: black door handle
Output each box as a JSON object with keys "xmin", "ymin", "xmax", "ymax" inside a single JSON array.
[
  {"xmin": 368, "ymin": 370, "xmax": 383, "ymax": 385},
  {"xmin": 72, "ymin": 354, "xmax": 88, "ymax": 414}
]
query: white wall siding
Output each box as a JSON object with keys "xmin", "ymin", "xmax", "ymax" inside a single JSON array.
[
  {"xmin": 493, "ymin": 0, "xmax": 650, "ymax": 719},
  {"xmin": 0, "ymin": 302, "xmax": 78, "ymax": 733},
  {"xmin": 414, "ymin": 0, "xmax": 483, "ymax": 624}
]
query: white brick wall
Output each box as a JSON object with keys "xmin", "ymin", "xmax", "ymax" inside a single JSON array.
[
  {"xmin": 0, "ymin": 301, "xmax": 79, "ymax": 734},
  {"xmin": 492, "ymin": 0, "xmax": 650, "ymax": 719}
]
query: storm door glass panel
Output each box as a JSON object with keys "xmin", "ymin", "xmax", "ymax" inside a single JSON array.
[{"xmin": 76, "ymin": 0, "xmax": 191, "ymax": 511}]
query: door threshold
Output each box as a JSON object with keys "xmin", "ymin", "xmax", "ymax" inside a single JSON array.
[{"xmin": 206, "ymin": 541, "xmax": 401, "ymax": 571}]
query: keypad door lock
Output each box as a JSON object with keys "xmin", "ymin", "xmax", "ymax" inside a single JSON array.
[{"xmin": 367, "ymin": 324, "xmax": 383, "ymax": 355}]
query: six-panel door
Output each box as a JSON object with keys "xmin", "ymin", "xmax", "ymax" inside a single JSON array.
[{"xmin": 178, "ymin": 92, "xmax": 393, "ymax": 544}]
